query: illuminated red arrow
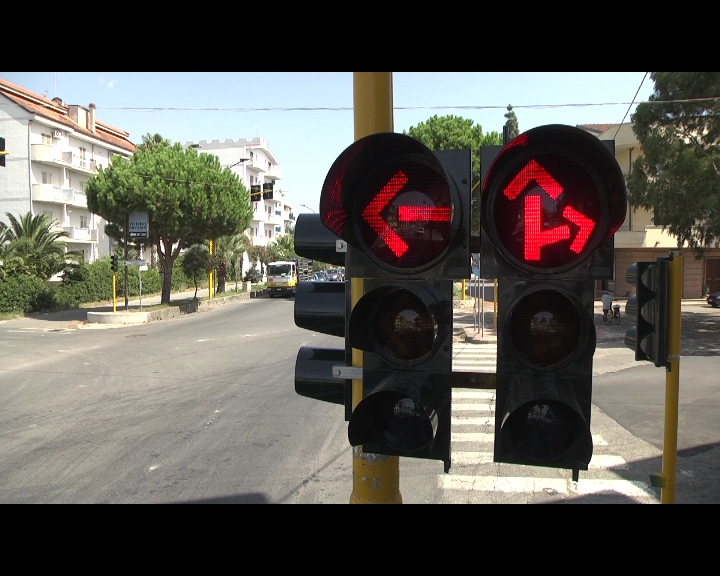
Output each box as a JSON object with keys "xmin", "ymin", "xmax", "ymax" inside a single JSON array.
[
  {"xmin": 563, "ymin": 206, "xmax": 595, "ymax": 253},
  {"xmin": 398, "ymin": 206, "xmax": 452, "ymax": 223},
  {"xmin": 504, "ymin": 159, "xmax": 563, "ymax": 201},
  {"xmin": 524, "ymin": 195, "xmax": 571, "ymax": 261},
  {"xmin": 362, "ymin": 170, "xmax": 409, "ymax": 258}
]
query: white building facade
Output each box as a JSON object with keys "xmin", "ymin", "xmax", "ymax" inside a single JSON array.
[
  {"xmin": 184, "ymin": 137, "xmax": 295, "ymax": 246},
  {"xmin": 0, "ymin": 78, "xmax": 136, "ymax": 266}
]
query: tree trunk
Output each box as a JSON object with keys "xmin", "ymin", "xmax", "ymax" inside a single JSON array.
[{"xmin": 161, "ymin": 257, "xmax": 173, "ymax": 304}]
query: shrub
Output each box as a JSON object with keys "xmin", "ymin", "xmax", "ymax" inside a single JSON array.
[{"xmin": 0, "ymin": 275, "xmax": 57, "ymax": 313}]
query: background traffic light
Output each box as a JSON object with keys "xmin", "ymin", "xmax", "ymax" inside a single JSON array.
[
  {"xmin": 111, "ymin": 254, "xmax": 119, "ymax": 272},
  {"xmin": 0, "ymin": 136, "xmax": 6, "ymax": 167},
  {"xmin": 250, "ymin": 184, "xmax": 261, "ymax": 203},
  {"xmin": 318, "ymin": 132, "xmax": 471, "ymax": 471},
  {"xmin": 624, "ymin": 258, "xmax": 669, "ymax": 367},
  {"xmin": 480, "ymin": 124, "xmax": 627, "ymax": 473}
]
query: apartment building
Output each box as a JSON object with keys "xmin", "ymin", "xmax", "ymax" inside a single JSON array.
[
  {"xmin": 0, "ymin": 78, "xmax": 136, "ymax": 268},
  {"xmin": 580, "ymin": 122, "xmax": 720, "ymax": 298},
  {"xmin": 185, "ymin": 137, "xmax": 295, "ymax": 246}
]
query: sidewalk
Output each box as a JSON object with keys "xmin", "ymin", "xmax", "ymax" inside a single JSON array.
[{"xmin": 4, "ymin": 286, "xmax": 248, "ymax": 330}]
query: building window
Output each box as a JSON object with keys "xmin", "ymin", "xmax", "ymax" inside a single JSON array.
[
  {"xmin": 80, "ymin": 215, "xmax": 88, "ymax": 229},
  {"xmin": 42, "ymin": 172, "xmax": 52, "ymax": 184},
  {"xmin": 42, "ymin": 133, "xmax": 52, "ymax": 145}
]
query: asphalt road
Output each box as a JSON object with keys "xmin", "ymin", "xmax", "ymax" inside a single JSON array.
[{"xmin": 1, "ymin": 291, "xmax": 717, "ymax": 503}]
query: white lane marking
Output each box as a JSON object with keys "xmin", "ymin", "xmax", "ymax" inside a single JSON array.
[{"xmin": 438, "ymin": 475, "xmax": 657, "ymax": 499}]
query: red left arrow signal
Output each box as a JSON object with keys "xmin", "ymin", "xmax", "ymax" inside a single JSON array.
[{"xmin": 362, "ymin": 170, "xmax": 452, "ymax": 258}]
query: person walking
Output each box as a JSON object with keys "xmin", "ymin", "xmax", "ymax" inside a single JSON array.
[{"xmin": 602, "ymin": 291, "xmax": 614, "ymax": 324}]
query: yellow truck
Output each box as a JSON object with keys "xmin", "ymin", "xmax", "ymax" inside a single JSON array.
[{"xmin": 266, "ymin": 259, "xmax": 313, "ymax": 297}]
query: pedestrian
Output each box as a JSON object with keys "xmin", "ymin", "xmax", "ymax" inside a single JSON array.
[{"xmin": 602, "ymin": 291, "xmax": 614, "ymax": 323}]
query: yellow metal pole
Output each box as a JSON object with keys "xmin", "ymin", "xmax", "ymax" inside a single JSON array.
[
  {"xmin": 349, "ymin": 71, "xmax": 402, "ymax": 505},
  {"xmin": 209, "ymin": 238, "xmax": 215, "ymax": 299},
  {"xmin": 661, "ymin": 251, "xmax": 683, "ymax": 504},
  {"xmin": 462, "ymin": 278, "xmax": 466, "ymax": 300}
]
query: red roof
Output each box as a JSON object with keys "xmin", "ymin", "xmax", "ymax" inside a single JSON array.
[{"xmin": 0, "ymin": 77, "xmax": 136, "ymax": 153}]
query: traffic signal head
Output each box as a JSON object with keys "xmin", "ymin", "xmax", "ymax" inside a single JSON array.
[
  {"xmin": 250, "ymin": 185, "xmax": 261, "ymax": 203},
  {"xmin": 320, "ymin": 132, "xmax": 470, "ymax": 280},
  {"xmin": 494, "ymin": 280, "xmax": 595, "ymax": 469},
  {"xmin": 624, "ymin": 259, "xmax": 669, "ymax": 367},
  {"xmin": 481, "ymin": 124, "xmax": 626, "ymax": 279},
  {"xmin": 292, "ymin": 213, "xmax": 351, "ymax": 417},
  {"xmin": 0, "ymin": 136, "xmax": 5, "ymax": 167},
  {"xmin": 317, "ymin": 132, "xmax": 470, "ymax": 472},
  {"xmin": 483, "ymin": 124, "xmax": 627, "ymax": 474},
  {"xmin": 111, "ymin": 254, "xmax": 119, "ymax": 272},
  {"xmin": 346, "ymin": 278, "xmax": 453, "ymax": 468}
]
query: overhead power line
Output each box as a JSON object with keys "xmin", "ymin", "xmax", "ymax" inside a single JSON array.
[{"xmin": 94, "ymin": 97, "xmax": 720, "ymax": 113}]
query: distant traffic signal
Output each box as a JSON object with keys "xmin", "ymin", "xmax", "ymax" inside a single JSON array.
[
  {"xmin": 111, "ymin": 254, "xmax": 119, "ymax": 272},
  {"xmin": 481, "ymin": 124, "xmax": 627, "ymax": 474},
  {"xmin": 250, "ymin": 185, "xmax": 261, "ymax": 203},
  {"xmin": 0, "ymin": 136, "xmax": 6, "ymax": 167},
  {"xmin": 319, "ymin": 132, "xmax": 471, "ymax": 471},
  {"xmin": 624, "ymin": 259, "xmax": 670, "ymax": 367}
]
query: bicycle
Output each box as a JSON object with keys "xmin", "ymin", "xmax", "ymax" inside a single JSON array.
[{"xmin": 604, "ymin": 304, "xmax": 621, "ymax": 325}]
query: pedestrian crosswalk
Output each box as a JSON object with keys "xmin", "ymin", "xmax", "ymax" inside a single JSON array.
[
  {"xmin": 442, "ymin": 389, "xmax": 660, "ymax": 503},
  {"xmin": 452, "ymin": 341, "xmax": 497, "ymax": 373}
]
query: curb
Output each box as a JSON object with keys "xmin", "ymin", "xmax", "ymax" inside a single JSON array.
[{"xmin": 86, "ymin": 292, "xmax": 251, "ymax": 325}]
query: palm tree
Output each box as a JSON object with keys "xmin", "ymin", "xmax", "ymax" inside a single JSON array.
[
  {"xmin": 1, "ymin": 212, "xmax": 82, "ymax": 280},
  {"xmin": 212, "ymin": 233, "xmax": 251, "ymax": 293}
]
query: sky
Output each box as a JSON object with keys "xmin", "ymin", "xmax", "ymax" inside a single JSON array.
[{"xmin": 1, "ymin": 72, "xmax": 656, "ymax": 215}]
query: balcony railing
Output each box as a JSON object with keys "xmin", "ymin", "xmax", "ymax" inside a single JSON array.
[
  {"xmin": 32, "ymin": 184, "xmax": 88, "ymax": 208},
  {"xmin": 31, "ymin": 144, "xmax": 98, "ymax": 174},
  {"xmin": 60, "ymin": 226, "xmax": 99, "ymax": 243}
]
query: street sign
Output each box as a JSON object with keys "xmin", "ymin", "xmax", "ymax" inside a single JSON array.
[
  {"xmin": 128, "ymin": 211, "xmax": 149, "ymax": 239},
  {"xmin": 124, "ymin": 260, "xmax": 147, "ymax": 266}
]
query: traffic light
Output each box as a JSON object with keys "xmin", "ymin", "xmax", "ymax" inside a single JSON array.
[
  {"xmin": 262, "ymin": 182, "xmax": 274, "ymax": 200},
  {"xmin": 481, "ymin": 124, "xmax": 627, "ymax": 473},
  {"xmin": 624, "ymin": 258, "xmax": 669, "ymax": 367},
  {"xmin": 318, "ymin": 132, "xmax": 471, "ymax": 471},
  {"xmin": 293, "ymin": 212, "xmax": 352, "ymax": 417},
  {"xmin": 0, "ymin": 136, "xmax": 6, "ymax": 167},
  {"xmin": 250, "ymin": 184, "xmax": 261, "ymax": 203},
  {"xmin": 111, "ymin": 254, "xmax": 119, "ymax": 272}
]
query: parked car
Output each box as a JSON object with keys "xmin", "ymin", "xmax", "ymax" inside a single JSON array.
[
  {"xmin": 313, "ymin": 272, "xmax": 328, "ymax": 282},
  {"xmin": 326, "ymin": 269, "xmax": 342, "ymax": 282},
  {"xmin": 708, "ymin": 291, "xmax": 720, "ymax": 307},
  {"xmin": 244, "ymin": 271, "xmax": 263, "ymax": 283}
]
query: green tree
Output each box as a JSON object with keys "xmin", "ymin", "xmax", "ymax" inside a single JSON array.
[
  {"xmin": 247, "ymin": 244, "xmax": 272, "ymax": 276},
  {"xmin": 268, "ymin": 232, "xmax": 296, "ymax": 262},
  {"xmin": 213, "ymin": 233, "xmax": 251, "ymax": 293},
  {"xmin": 504, "ymin": 104, "xmax": 520, "ymax": 140},
  {"xmin": 86, "ymin": 133, "xmax": 253, "ymax": 303},
  {"xmin": 182, "ymin": 244, "xmax": 212, "ymax": 300},
  {"xmin": 627, "ymin": 72, "xmax": 720, "ymax": 252},
  {"xmin": 0, "ymin": 212, "xmax": 81, "ymax": 280},
  {"xmin": 403, "ymin": 115, "xmax": 503, "ymax": 233}
]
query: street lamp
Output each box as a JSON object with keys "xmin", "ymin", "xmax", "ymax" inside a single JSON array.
[{"xmin": 300, "ymin": 204, "xmax": 316, "ymax": 213}]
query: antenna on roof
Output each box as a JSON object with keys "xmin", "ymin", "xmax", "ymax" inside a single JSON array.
[{"xmin": 54, "ymin": 73, "xmax": 57, "ymax": 98}]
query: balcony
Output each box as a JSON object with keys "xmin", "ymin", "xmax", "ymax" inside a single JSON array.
[
  {"xmin": 31, "ymin": 144, "xmax": 98, "ymax": 175},
  {"xmin": 265, "ymin": 165, "xmax": 283, "ymax": 181},
  {"xmin": 60, "ymin": 226, "xmax": 98, "ymax": 243},
  {"xmin": 33, "ymin": 184, "xmax": 88, "ymax": 208}
]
